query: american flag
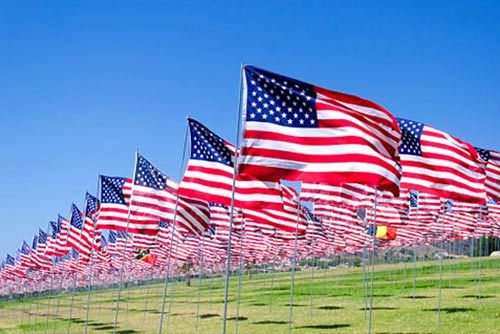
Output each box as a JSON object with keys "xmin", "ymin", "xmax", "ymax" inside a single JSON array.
[
  {"xmin": 45, "ymin": 221, "xmax": 60, "ymax": 257},
  {"xmin": 130, "ymin": 154, "xmax": 210, "ymax": 235},
  {"xmin": 397, "ymin": 118, "xmax": 486, "ymax": 204},
  {"xmin": 84, "ymin": 193, "xmax": 99, "ymax": 252},
  {"xmin": 67, "ymin": 204, "xmax": 92, "ymax": 258},
  {"xmin": 55, "ymin": 215, "xmax": 70, "ymax": 256},
  {"xmin": 475, "ymin": 147, "xmax": 500, "ymax": 202},
  {"xmin": 238, "ymin": 65, "xmax": 402, "ymax": 195},
  {"xmin": 97, "ymin": 176, "xmax": 133, "ymax": 232},
  {"xmin": 178, "ymin": 118, "xmax": 283, "ymax": 209}
]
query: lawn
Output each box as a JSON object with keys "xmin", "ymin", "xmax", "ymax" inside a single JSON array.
[{"xmin": 0, "ymin": 257, "xmax": 499, "ymax": 333}]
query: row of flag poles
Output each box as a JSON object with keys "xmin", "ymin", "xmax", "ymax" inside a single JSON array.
[{"xmin": 1, "ymin": 65, "xmax": 500, "ymax": 334}]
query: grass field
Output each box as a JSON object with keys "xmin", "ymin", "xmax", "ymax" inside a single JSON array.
[{"xmin": 0, "ymin": 257, "xmax": 499, "ymax": 333}]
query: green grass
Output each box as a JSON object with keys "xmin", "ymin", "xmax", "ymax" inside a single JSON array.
[{"xmin": 0, "ymin": 257, "xmax": 499, "ymax": 333}]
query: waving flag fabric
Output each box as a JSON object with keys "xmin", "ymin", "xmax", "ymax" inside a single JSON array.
[
  {"xmin": 130, "ymin": 154, "xmax": 210, "ymax": 235},
  {"xmin": 475, "ymin": 147, "xmax": 500, "ymax": 202},
  {"xmin": 97, "ymin": 175, "xmax": 133, "ymax": 232},
  {"xmin": 178, "ymin": 118, "xmax": 283, "ymax": 209},
  {"xmin": 397, "ymin": 118, "xmax": 486, "ymax": 204},
  {"xmin": 238, "ymin": 65, "xmax": 402, "ymax": 195}
]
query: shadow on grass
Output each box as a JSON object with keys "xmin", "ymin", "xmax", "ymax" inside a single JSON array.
[
  {"xmin": 372, "ymin": 294, "xmax": 393, "ymax": 297},
  {"xmin": 115, "ymin": 330, "xmax": 140, "ymax": 334},
  {"xmin": 199, "ymin": 313, "xmax": 219, "ymax": 319},
  {"xmin": 253, "ymin": 320, "xmax": 288, "ymax": 325},
  {"xmin": 423, "ymin": 307, "xmax": 474, "ymax": 313},
  {"xmin": 297, "ymin": 324, "xmax": 351, "ymax": 330},
  {"xmin": 318, "ymin": 305, "xmax": 344, "ymax": 310},
  {"xmin": 283, "ymin": 303, "xmax": 306, "ymax": 307},
  {"xmin": 377, "ymin": 332, "xmax": 435, "ymax": 334},
  {"xmin": 403, "ymin": 296, "xmax": 432, "ymax": 299},
  {"xmin": 93, "ymin": 326, "xmax": 115, "ymax": 331},
  {"xmin": 461, "ymin": 295, "xmax": 495, "ymax": 299},
  {"xmin": 359, "ymin": 307, "xmax": 399, "ymax": 310},
  {"xmin": 250, "ymin": 302, "xmax": 266, "ymax": 306},
  {"xmin": 227, "ymin": 316, "xmax": 248, "ymax": 321}
]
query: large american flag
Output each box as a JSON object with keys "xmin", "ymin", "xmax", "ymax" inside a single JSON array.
[
  {"xmin": 397, "ymin": 118, "xmax": 486, "ymax": 204},
  {"xmin": 238, "ymin": 65, "xmax": 402, "ymax": 195},
  {"xmin": 178, "ymin": 118, "xmax": 283, "ymax": 209},
  {"xmin": 475, "ymin": 147, "xmax": 500, "ymax": 202}
]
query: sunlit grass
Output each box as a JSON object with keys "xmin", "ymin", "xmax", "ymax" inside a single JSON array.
[{"xmin": 0, "ymin": 257, "xmax": 498, "ymax": 333}]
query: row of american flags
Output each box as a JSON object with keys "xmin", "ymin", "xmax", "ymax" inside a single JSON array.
[{"xmin": 1, "ymin": 65, "xmax": 499, "ymax": 295}]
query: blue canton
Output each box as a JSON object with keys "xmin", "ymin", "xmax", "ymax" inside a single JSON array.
[
  {"xmin": 410, "ymin": 190, "xmax": 419, "ymax": 208},
  {"xmin": 50, "ymin": 221, "xmax": 60, "ymax": 238},
  {"xmin": 58, "ymin": 215, "xmax": 67, "ymax": 225},
  {"xmin": 6, "ymin": 254, "xmax": 15, "ymax": 265},
  {"xmin": 135, "ymin": 154, "xmax": 169, "ymax": 190},
  {"xmin": 117, "ymin": 231, "xmax": 128, "ymax": 239},
  {"xmin": 70, "ymin": 204, "xmax": 84, "ymax": 230},
  {"xmin": 108, "ymin": 231, "xmax": 117, "ymax": 243},
  {"xmin": 188, "ymin": 118, "xmax": 233, "ymax": 166},
  {"xmin": 159, "ymin": 221, "xmax": 169, "ymax": 229},
  {"xmin": 38, "ymin": 229, "xmax": 48, "ymax": 244},
  {"xmin": 101, "ymin": 235, "xmax": 107, "ymax": 247},
  {"xmin": 21, "ymin": 241, "xmax": 30, "ymax": 255},
  {"xmin": 32, "ymin": 235, "xmax": 38, "ymax": 249},
  {"xmin": 474, "ymin": 147, "xmax": 490, "ymax": 162},
  {"xmin": 101, "ymin": 176, "xmax": 127, "ymax": 204},
  {"xmin": 245, "ymin": 66, "xmax": 318, "ymax": 128},
  {"xmin": 397, "ymin": 118, "xmax": 424, "ymax": 155},
  {"xmin": 443, "ymin": 199, "xmax": 454, "ymax": 213},
  {"xmin": 85, "ymin": 192, "xmax": 99, "ymax": 218}
]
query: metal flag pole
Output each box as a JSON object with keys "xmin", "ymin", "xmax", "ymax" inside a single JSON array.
[
  {"xmin": 222, "ymin": 63, "xmax": 245, "ymax": 334},
  {"xmin": 477, "ymin": 207, "xmax": 485, "ymax": 301},
  {"xmin": 165, "ymin": 241, "xmax": 182, "ymax": 333},
  {"xmin": 157, "ymin": 123, "xmax": 189, "ymax": 334},
  {"xmin": 436, "ymin": 213, "xmax": 445, "ymax": 326},
  {"xmin": 112, "ymin": 150, "xmax": 140, "ymax": 334},
  {"xmin": 234, "ymin": 222, "xmax": 246, "ymax": 334},
  {"xmin": 67, "ymin": 203, "xmax": 90, "ymax": 334},
  {"xmin": 44, "ymin": 270, "xmax": 55, "ymax": 334},
  {"xmin": 412, "ymin": 241, "xmax": 417, "ymax": 300},
  {"xmin": 367, "ymin": 189, "xmax": 379, "ymax": 334},
  {"xmin": 268, "ymin": 260, "xmax": 276, "ymax": 314},
  {"xmin": 208, "ymin": 261, "xmax": 215, "ymax": 311},
  {"xmin": 84, "ymin": 177, "xmax": 102, "ymax": 334},
  {"xmin": 42, "ymin": 221, "xmax": 54, "ymax": 334},
  {"xmin": 309, "ymin": 240, "xmax": 316, "ymax": 317},
  {"xmin": 195, "ymin": 238, "xmax": 206, "ymax": 334},
  {"xmin": 52, "ymin": 272, "xmax": 64, "ymax": 334},
  {"xmin": 288, "ymin": 192, "xmax": 303, "ymax": 334}
]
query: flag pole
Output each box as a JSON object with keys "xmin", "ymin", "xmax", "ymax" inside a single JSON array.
[
  {"xmin": 222, "ymin": 63, "xmax": 245, "ymax": 334},
  {"xmin": 112, "ymin": 150, "xmax": 140, "ymax": 334},
  {"xmin": 436, "ymin": 213, "xmax": 445, "ymax": 326},
  {"xmin": 268, "ymin": 259, "xmax": 275, "ymax": 314},
  {"xmin": 42, "ymin": 221, "xmax": 53, "ymax": 334},
  {"xmin": 84, "ymin": 177, "xmax": 101, "ymax": 333},
  {"xmin": 367, "ymin": 189, "xmax": 379, "ymax": 334},
  {"xmin": 309, "ymin": 240, "xmax": 316, "ymax": 317},
  {"xmin": 288, "ymin": 191, "xmax": 303, "ymax": 334},
  {"xmin": 195, "ymin": 238, "xmax": 206, "ymax": 334},
  {"xmin": 165, "ymin": 241, "xmax": 182, "ymax": 333},
  {"xmin": 234, "ymin": 222, "xmax": 246, "ymax": 333},
  {"xmin": 157, "ymin": 122, "xmax": 189, "ymax": 334}
]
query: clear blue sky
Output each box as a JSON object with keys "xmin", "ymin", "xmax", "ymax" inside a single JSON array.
[{"xmin": 1, "ymin": 1, "xmax": 499, "ymax": 259}]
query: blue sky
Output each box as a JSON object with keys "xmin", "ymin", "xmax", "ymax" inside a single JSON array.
[{"xmin": 1, "ymin": 1, "xmax": 499, "ymax": 259}]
